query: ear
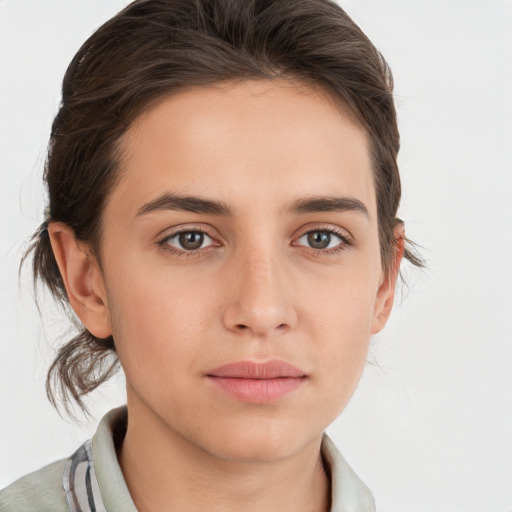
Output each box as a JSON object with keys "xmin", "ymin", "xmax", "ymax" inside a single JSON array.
[
  {"xmin": 371, "ymin": 222, "xmax": 405, "ymax": 335},
  {"xmin": 48, "ymin": 222, "xmax": 112, "ymax": 338}
]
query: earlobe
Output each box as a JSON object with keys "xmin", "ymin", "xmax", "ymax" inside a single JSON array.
[
  {"xmin": 371, "ymin": 222, "xmax": 405, "ymax": 335},
  {"xmin": 48, "ymin": 222, "xmax": 112, "ymax": 339}
]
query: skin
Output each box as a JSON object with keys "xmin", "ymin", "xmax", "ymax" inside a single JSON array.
[{"xmin": 49, "ymin": 79, "xmax": 404, "ymax": 512}]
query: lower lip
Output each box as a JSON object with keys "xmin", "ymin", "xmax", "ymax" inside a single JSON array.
[{"xmin": 207, "ymin": 376, "xmax": 307, "ymax": 403}]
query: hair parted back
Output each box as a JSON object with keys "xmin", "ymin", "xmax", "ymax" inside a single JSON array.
[{"xmin": 23, "ymin": 0, "xmax": 423, "ymax": 416}]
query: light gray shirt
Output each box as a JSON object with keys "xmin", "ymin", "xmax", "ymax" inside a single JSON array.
[{"xmin": 0, "ymin": 406, "xmax": 375, "ymax": 511}]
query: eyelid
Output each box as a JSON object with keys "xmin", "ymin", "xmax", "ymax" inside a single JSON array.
[
  {"xmin": 157, "ymin": 223, "xmax": 218, "ymax": 240},
  {"xmin": 294, "ymin": 223, "xmax": 353, "ymax": 243}
]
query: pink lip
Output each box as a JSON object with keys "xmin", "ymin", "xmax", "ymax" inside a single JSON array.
[{"xmin": 206, "ymin": 360, "xmax": 307, "ymax": 403}]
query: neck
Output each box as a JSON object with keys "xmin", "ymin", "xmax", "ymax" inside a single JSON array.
[{"xmin": 118, "ymin": 398, "xmax": 330, "ymax": 512}]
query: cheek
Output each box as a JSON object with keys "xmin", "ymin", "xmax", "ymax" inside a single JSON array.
[
  {"xmin": 302, "ymin": 268, "xmax": 378, "ymax": 395},
  {"xmin": 105, "ymin": 262, "xmax": 216, "ymax": 388},
  {"xmin": 304, "ymin": 263, "xmax": 379, "ymax": 339}
]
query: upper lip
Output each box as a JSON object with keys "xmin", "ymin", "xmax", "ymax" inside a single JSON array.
[{"xmin": 207, "ymin": 359, "xmax": 307, "ymax": 379}]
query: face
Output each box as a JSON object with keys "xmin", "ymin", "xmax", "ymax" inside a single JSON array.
[{"xmin": 87, "ymin": 80, "xmax": 398, "ymax": 461}]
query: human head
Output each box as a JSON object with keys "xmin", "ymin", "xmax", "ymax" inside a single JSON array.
[{"xmin": 25, "ymin": 0, "xmax": 421, "ymax": 415}]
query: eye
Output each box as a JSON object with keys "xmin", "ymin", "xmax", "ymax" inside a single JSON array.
[
  {"xmin": 161, "ymin": 230, "xmax": 215, "ymax": 252},
  {"xmin": 295, "ymin": 229, "xmax": 348, "ymax": 251}
]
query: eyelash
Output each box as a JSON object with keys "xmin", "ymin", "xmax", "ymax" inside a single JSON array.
[
  {"xmin": 157, "ymin": 226, "xmax": 352, "ymax": 258},
  {"xmin": 158, "ymin": 228, "xmax": 219, "ymax": 258},
  {"xmin": 294, "ymin": 227, "xmax": 352, "ymax": 256}
]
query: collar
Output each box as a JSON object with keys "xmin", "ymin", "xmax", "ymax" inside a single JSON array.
[{"xmin": 63, "ymin": 406, "xmax": 374, "ymax": 512}]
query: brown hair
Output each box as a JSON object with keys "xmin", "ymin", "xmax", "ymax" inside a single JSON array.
[{"xmin": 23, "ymin": 0, "xmax": 423, "ymax": 416}]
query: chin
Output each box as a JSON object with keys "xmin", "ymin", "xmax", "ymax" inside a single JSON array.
[{"xmin": 195, "ymin": 415, "xmax": 321, "ymax": 463}]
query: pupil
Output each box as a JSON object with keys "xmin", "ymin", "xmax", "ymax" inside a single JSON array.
[
  {"xmin": 179, "ymin": 232, "xmax": 203, "ymax": 250},
  {"xmin": 308, "ymin": 231, "xmax": 330, "ymax": 249}
]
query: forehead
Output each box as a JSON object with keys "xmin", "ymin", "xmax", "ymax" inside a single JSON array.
[{"xmin": 111, "ymin": 79, "xmax": 376, "ymax": 219}]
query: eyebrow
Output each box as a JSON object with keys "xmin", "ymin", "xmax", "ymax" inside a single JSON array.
[
  {"xmin": 285, "ymin": 196, "xmax": 369, "ymax": 216},
  {"xmin": 135, "ymin": 193, "xmax": 232, "ymax": 217},
  {"xmin": 135, "ymin": 192, "xmax": 368, "ymax": 218}
]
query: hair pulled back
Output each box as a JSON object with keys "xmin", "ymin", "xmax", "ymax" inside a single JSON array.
[{"xmin": 24, "ymin": 0, "xmax": 422, "ymax": 416}]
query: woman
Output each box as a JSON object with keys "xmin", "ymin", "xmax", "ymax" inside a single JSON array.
[{"xmin": 0, "ymin": 0, "xmax": 422, "ymax": 510}]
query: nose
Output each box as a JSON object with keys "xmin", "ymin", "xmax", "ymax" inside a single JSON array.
[{"xmin": 221, "ymin": 247, "xmax": 298, "ymax": 338}]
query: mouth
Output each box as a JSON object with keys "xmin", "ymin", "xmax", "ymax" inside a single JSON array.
[{"xmin": 206, "ymin": 359, "xmax": 308, "ymax": 403}]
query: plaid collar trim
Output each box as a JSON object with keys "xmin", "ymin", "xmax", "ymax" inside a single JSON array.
[{"xmin": 63, "ymin": 439, "xmax": 106, "ymax": 512}]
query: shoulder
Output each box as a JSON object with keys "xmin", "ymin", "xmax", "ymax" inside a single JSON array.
[
  {"xmin": 0, "ymin": 406, "xmax": 132, "ymax": 512},
  {"xmin": 0, "ymin": 458, "xmax": 69, "ymax": 512}
]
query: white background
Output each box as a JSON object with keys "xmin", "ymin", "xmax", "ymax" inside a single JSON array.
[{"xmin": 1, "ymin": 1, "xmax": 511, "ymax": 510}]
